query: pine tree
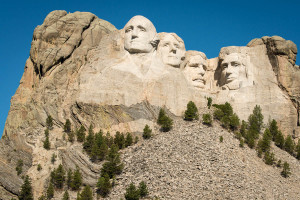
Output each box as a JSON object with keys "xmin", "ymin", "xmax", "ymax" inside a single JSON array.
[
  {"xmin": 275, "ymin": 130, "xmax": 285, "ymax": 149},
  {"xmin": 143, "ymin": 124, "xmax": 152, "ymax": 139},
  {"xmin": 54, "ymin": 164, "xmax": 65, "ymax": 189},
  {"xmin": 114, "ymin": 131, "xmax": 125, "ymax": 149},
  {"xmin": 83, "ymin": 125, "xmax": 95, "ymax": 155},
  {"xmin": 46, "ymin": 115, "xmax": 53, "ymax": 130},
  {"xmin": 125, "ymin": 132, "xmax": 133, "ymax": 147},
  {"xmin": 269, "ymin": 119, "xmax": 279, "ymax": 141},
  {"xmin": 202, "ymin": 113, "xmax": 212, "ymax": 126},
  {"xmin": 51, "ymin": 153, "xmax": 56, "ymax": 164},
  {"xmin": 240, "ymin": 120, "xmax": 247, "ymax": 138},
  {"xmin": 43, "ymin": 135, "xmax": 51, "ymax": 150},
  {"xmin": 96, "ymin": 173, "xmax": 112, "ymax": 197},
  {"xmin": 71, "ymin": 168, "xmax": 82, "ymax": 190},
  {"xmin": 257, "ymin": 128, "xmax": 272, "ymax": 152},
  {"xmin": 76, "ymin": 125, "xmax": 86, "ymax": 142},
  {"xmin": 159, "ymin": 114, "xmax": 173, "ymax": 132},
  {"xmin": 248, "ymin": 105, "xmax": 264, "ymax": 138},
  {"xmin": 229, "ymin": 113, "xmax": 240, "ymax": 130},
  {"xmin": 124, "ymin": 183, "xmax": 140, "ymax": 200},
  {"xmin": 79, "ymin": 185, "xmax": 93, "ymax": 200},
  {"xmin": 64, "ymin": 119, "xmax": 71, "ymax": 133},
  {"xmin": 101, "ymin": 144, "xmax": 124, "ymax": 178},
  {"xmin": 67, "ymin": 169, "xmax": 72, "ymax": 189},
  {"xmin": 284, "ymin": 135, "xmax": 295, "ymax": 155},
  {"xmin": 281, "ymin": 161, "xmax": 291, "ymax": 178},
  {"xmin": 264, "ymin": 151, "xmax": 275, "ymax": 165},
  {"xmin": 44, "ymin": 128, "xmax": 49, "ymax": 137},
  {"xmin": 68, "ymin": 131, "xmax": 75, "ymax": 143},
  {"xmin": 207, "ymin": 97, "xmax": 212, "ymax": 109},
  {"xmin": 62, "ymin": 190, "xmax": 69, "ymax": 200},
  {"xmin": 157, "ymin": 108, "xmax": 166, "ymax": 125},
  {"xmin": 138, "ymin": 181, "xmax": 148, "ymax": 198},
  {"xmin": 184, "ymin": 101, "xmax": 198, "ymax": 121},
  {"xmin": 46, "ymin": 182, "xmax": 54, "ymax": 199},
  {"xmin": 16, "ymin": 159, "xmax": 23, "ymax": 175},
  {"xmin": 19, "ymin": 176, "xmax": 34, "ymax": 200},
  {"xmin": 296, "ymin": 139, "xmax": 300, "ymax": 159}
]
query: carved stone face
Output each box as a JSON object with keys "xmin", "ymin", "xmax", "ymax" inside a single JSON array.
[
  {"xmin": 124, "ymin": 16, "xmax": 157, "ymax": 53},
  {"xmin": 158, "ymin": 33, "xmax": 185, "ymax": 68},
  {"xmin": 184, "ymin": 55, "xmax": 207, "ymax": 88},
  {"xmin": 220, "ymin": 53, "xmax": 247, "ymax": 90}
]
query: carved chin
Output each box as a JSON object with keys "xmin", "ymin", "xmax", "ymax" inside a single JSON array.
[{"xmin": 226, "ymin": 80, "xmax": 240, "ymax": 90}]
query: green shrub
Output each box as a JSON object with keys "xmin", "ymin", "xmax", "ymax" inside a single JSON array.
[
  {"xmin": 71, "ymin": 168, "xmax": 82, "ymax": 191},
  {"xmin": 114, "ymin": 131, "xmax": 125, "ymax": 149},
  {"xmin": 138, "ymin": 181, "xmax": 148, "ymax": 198},
  {"xmin": 46, "ymin": 115, "xmax": 53, "ymax": 130},
  {"xmin": 143, "ymin": 125, "xmax": 152, "ymax": 139},
  {"xmin": 257, "ymin": 128, "xmax": 272, "ymax": 152},
  {"xmin": 239, "ymin": 138, "xmax": 244, "ymax": 148},
  {"xmin": 219, "ymin": 136, "xmax": 223, "ymax": 143},
  {"xmin": 37, "ymin": 164, "xmax": 42, "ymax": 171},
  {"xmin": 157, "ymin": 108, "xmax": 173, "ymax": 132},
  {"xmin": 207, "ymin": 97, "xmax": 212, "ymax": 109},
  {"xmin": 269, "ymin": 119, "xmax": 279, "ymax": 141},
  {"xmin": 284, "ymin": 135, "xmax": 295, "ymax": 155},
  {"xmin": 79, "ymin": 185, "xmax": 93, "ymax": 200},
  {"xmin": 275, "ymin": 130, "xmax": 284, "ymax": 149},
  {"xmin": 62, "ymin": 190, "xmax": 70, "ymax": 200},
  {"xmin": 202, "ymin": 113, "xmax": 212, "ymax": 126},
  {"xmin": 229, "ymin": 113, "xmax": 240, "ymax": 130},
  {"xmin": 64, "ymin": 119, "xmax": 71, "ymax": 133},
  {"xmin": 124, "ymin": 183, "xmax": 140, "ymax": 200},
  {"xmin": 296, "ymin": 139, "xmax": 300, "ymax": 159},
  {"xmin": 248, "ymin": 105, "xmax": 264, "ymax": 138},
  {"xmin": 264, "ymin": 151, "xmax": 275, "ymax": 165},
  {"xmin": 281, "ymin": 162, "xmax": 291, "ymax": 178},
  {"xmin": 19, "ymin": 176, "xmax": 34, "ymax": 200},
  {"xmin": 101, "ymin": 144, "xmax": 124, "ymax": 179},
  {"xmin": 16, "ymin": 159, "xmax": 23, "ymax": 175},
  {"xmin": 125, "ymin": 132, "xmax": 133, "ymax": 147},
  {"xmin": 51, "ymin": 153, "xmax": 56, "ymax": 164},
  {"xmin": 43, "ymin": 135, "xmax": 50, "ymax": 150},
  {"xmin": 46, "ymin": 182, "xmax": 54, "ymax": 199},
  {"xmin": 97, "ymin": 173, "xmax": 112, "ymax": 197},
  {"xmin": 76, "ymin": 125, "xmax": 86, "ymax": 142},
  {"xmin": 184, "ymin": 101, "xmax": 198, "ymax": 121}
]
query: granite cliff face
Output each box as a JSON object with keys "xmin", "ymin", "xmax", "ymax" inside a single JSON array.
[{"xmin": 0, "ymin": 11, "xmax": 299, "ymax": 199}]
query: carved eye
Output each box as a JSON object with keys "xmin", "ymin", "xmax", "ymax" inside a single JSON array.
[
  {"xmin": 222, "ymin": 63, "xmax": 228, "ymax": 69},
  {"xmin": 140, "ymin": 27, "xmax": 146, "ymax": 32},
  {"xmin": 232, "ymin": 62, "xmax": 240, "ymax": 67},
  {"xmin": 125, "ymin": 27, "xmax": 132, "ymax": 33},
  {"xmin": 163, "ymin": 43, "xmax": 169, "ymax": 47}
]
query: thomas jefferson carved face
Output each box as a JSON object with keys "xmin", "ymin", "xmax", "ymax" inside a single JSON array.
[
  {"xmin": 124, "ymin": 16, "xmax": 157, "ymax": 53},
  {"xmin": 184, "ymin": 54, "xmax": 207, "ymax": 88},
  {"xmin": 220, "ymin": 53, "xmax": 247, "ymax": 90},
  {"xmin": 158, "ymin": 33, "xmax": 185, "ymax": 68}
]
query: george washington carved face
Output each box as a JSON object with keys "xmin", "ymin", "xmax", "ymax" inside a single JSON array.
[{"xmin": 124, "ymin": 16, "xmax": 158, "ymax": 54}]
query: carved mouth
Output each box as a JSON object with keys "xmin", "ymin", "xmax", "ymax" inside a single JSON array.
[{"xmin": 192, "ymin": 78, "xmax": 205, "ymax": 83}]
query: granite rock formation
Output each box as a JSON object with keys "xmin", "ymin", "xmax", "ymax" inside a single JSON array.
[{"xmin": 0, "ymin": 11, "xmax": 299, "ymax": 199}]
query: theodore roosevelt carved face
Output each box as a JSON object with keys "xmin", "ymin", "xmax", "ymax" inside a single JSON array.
[
  {"xmin": 220, "ymin": 53, "xmax": 250, "ymax": 90},
  {"xmin": 124, "ymin": 16, "xmax": 158, "ymax": 54},
  {"xmin": 183, "ymin": 52, "xmax": 208, "ymax": 88},
  {"xmin": 158, "ymin": 33, "xmax": 185, "ymax": 68}
]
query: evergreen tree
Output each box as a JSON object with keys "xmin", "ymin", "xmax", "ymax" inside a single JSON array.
[
  {"xmin": 79, "ymin": 185, "xmax": 93, "ymax": 200},
  {"xmin": 184, "ymin": 101, "xmax": 198, "ymax": 121},
  {"xmin": 281, "ymin": 161, "xmax": 291, "ymax": 178},
  {"xmin": 96, "ymin": 173, "xmax": 112, "ymax": 197},
  {"xmin": 275, "ymin": 130, "xmax": 285, "ymax": 149},
  {"xmin": 38, "ymin": 195, "xmax": 45, "ymax": 200},
  {"xmin": 161, "ymin": 115, "xmax": 173, "ymax": 132},
  {"xmin": 46, "ymin": 182, "xmax": 54, "ymax": 199},
  {"xmin": 51, "ymin": 153, "xmax": 56, "ymax": 164},
  {"xmin": 143, "ymin": 125, "xmax": 152, "ymax": 139},
  {"xmin": 71, "ymin": 168, "xmax": 82, "ymax": 190},
  {"xmin": 54, "ymin": 164, "xmax": 65, "ymax": 189},
  {"xmin": 83, "ymin": 125, "xmax": 95, "ymax": 155},
  {"xmin": 44, "ymin": 128, "xmax": 49, "ymax": 137},
  {"xmin": 124, "ymin": 183, "xmax": 140, "ymax": 200},
  {"xmin": 248, "ymin": 105, "xmax": 264, "ymax": 138},
  {"xmin": 101, "ymin": 144, "xmax": 124, "ymax": 178},
  {"xmin": 229, "ymin": 113, "xmax": 240, "ymax": 130},
  {"xmin": 264, "ymin": 151, "xmax": 275, "ymax": 165},
  {"xmin": 202, "ymin": 113, "xmax": 212, "ymax": 126},
  {"xmin": 105, "ymin": 131, "xmax": 114, "ymax": 147},
  {"xmin": 269, "ymin": 119, "xmax": 279, "ymax": 141},
  {"xmin": 16, "ymin": 159, "xmax": 23, "ymax": 175},
  {"xmin": 64, "ymin": 119, "xmax": 71, "ymax": 133},
  {"xmin": 76, "ymin": 125, "xmax": 86, "ymax": 142},
  {"xmin": 66, "ymin": 169, "xmax": 72, "ymax": 189},
  {"xmin": 114, "ymin": 131, "xmax": 125, "ymax": 149},
  {"xmin": 62, "ymin": 190, "xmax": 69, "ymax": 200},
  {"xmin": 46, "ymin": 115, "xmax": 53, "ymax": 130},
  {"xmin": 43, "ymin": 135, "xmax": 51, "ymax": 150},
  {"xmin": 138, "ymin": 181, "xmax": 148, "ymax": 198},
  {"xmin": 207, "ymin": 97, "xmax": 212, "ymax": 109},
  {"xmin": 284, "ymin": 135, "xmax": 295, "ymax": 155},
  {"xmin": 125, "ymin": 132, "xmax": 133, "ymax": 147},
  {"xmin": 240, "ymin": 120, "xmax": 247, "ymax": 138},
  {"xmin": 19, "ymin": 176, "xmax": 34, "ymax": 200},
  {"xmin": 257, "ymin": 128, "xmax": 272, "ymax": 152},
  {"xmin": 157, "ymin": 108, "xmax": 166, "ymax": 125},
  {"xmin": 296, "ymin": 139, "xmax": 300, "ymax": 159},
  {"xmin": 245, "ymin": 131, "xmax": 255, "ymax": 149}
]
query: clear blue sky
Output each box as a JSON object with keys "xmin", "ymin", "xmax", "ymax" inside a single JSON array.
[{"xmin": 1, "ymin": 0, "xmax": 299, "ymax": 139}]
